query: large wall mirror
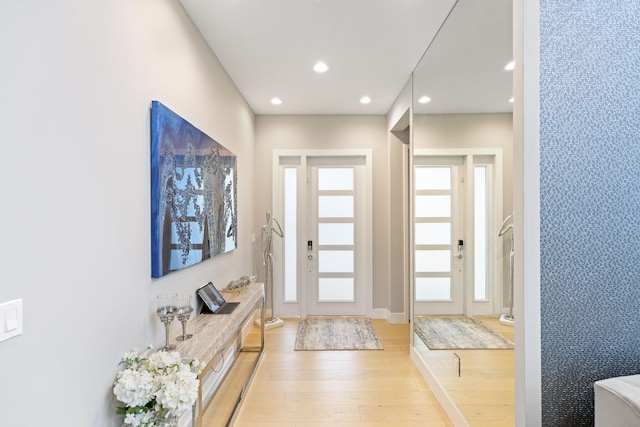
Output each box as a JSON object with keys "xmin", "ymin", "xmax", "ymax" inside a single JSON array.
[{"xmin": 410, "ymin": 0, "xmax": 514, "ymax": 425}]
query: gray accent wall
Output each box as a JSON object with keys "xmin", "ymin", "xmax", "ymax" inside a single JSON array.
[{"xmin": 540, "ymin": 1, "xmax": 640, "ymax": 425}]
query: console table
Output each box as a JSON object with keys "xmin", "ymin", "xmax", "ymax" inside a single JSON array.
[{"xmin": 174, "ymin": 282, "xmax": 265, "ymax": 427}]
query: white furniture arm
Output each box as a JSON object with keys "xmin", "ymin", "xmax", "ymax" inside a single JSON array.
[{"xmin": 595, "ymin": 374, "xmax": 640, "ymax": 426}]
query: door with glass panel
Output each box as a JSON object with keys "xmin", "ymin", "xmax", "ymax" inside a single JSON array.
[
  {"xmin": 307, "ymin": 159, "xmax": 367, "ymax": 316},
  {"xmin": 414, "ymin": 154, "xmax": 499, "ymax": 316},
  {"xmin": 273, "ymin": 152, "xmax": 371, "ymax": 318},
  {"xmin": 414, "ymin": 157, "xmax": 464, "ymax": 315}
]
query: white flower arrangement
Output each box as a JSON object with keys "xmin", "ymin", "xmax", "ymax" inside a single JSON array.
[{"xmin": 114, "ymin": 346, "xmax": 205, "ymax": 427}]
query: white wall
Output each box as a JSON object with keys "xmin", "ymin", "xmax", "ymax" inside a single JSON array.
[
  {"xmin": 254, "ymin": 115, "xmax": 391, "ymax": 313},
  {"xmin": 0, "ymin": 1, "xmax": 255, "ymax": 425},
  {"xmin": 387, "ymin": 79, "xmax": 412, "ymax": 317}
]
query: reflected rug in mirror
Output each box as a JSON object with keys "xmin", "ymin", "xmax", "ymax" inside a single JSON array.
[
  {"xmin": 414, "ymin": 316, "xmax": 514, "ymax": 350},
  {"xmin": 294, "ymin": 317, "xmax": 383, "ymax": 351}
]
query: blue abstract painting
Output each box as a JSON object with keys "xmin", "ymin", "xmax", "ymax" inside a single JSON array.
[{"xmin": 150, "ymin": 101, "xmax": 237, "ymax": 278}]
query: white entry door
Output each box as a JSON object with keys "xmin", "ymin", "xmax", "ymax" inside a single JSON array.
[
  {"xmin": 414, "ymin": 157, "xmax": 465, "ymax": 315},
  {"xmin": 271, "ymin": 151, "xmax": 372, "ymax": 319},
  {"xmin": 307, "ymin": 158, "xmax": 368, "ymax": 315}
]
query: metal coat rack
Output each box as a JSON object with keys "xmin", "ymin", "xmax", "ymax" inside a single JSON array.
[{"xmin": 261, "ymin": 211, "xmax": 284, "ymax": 328}]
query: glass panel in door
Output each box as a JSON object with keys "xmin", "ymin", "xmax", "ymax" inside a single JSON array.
[{"xmin": 308, "ymin": 164, "xmax": 365, "ymax": 315}]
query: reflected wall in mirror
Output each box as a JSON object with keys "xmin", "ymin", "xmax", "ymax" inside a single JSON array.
[{"xmin": 410, "ymin": 0, "xmax": 514, "ymax": 425}]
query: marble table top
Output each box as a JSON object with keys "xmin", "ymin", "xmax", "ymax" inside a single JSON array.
[{"xmin": 172, "ymin": 282, "xmax": 264, "ymax": 368}]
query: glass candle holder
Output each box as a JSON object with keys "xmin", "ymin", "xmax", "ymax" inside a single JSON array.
[
  {"xmin": 175, "ymin": 295, "xmax": 194, "ymax": 341},
  {"xmin": 156, "ymin": 293, "xmax": 177, "ymax": 351}
]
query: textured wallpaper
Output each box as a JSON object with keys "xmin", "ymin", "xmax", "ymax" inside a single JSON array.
[{"xmin": 540, "ymin": 1, "xmax": 640, "ymax": 425}]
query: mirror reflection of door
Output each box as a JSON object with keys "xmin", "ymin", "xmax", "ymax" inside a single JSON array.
[
  {"xmin": 414, "ymin": 157, "xmax": 464, "ymax": 315},
  {"xmin": 413, "ymin": 152, "xmax": 502, "ymax": 317},
  {"xmin": 410, "ymin": 0, "xmax": 513, "ymax": 322},
  {"xmin": 409, "ymin": 0, "xmax": 514, "ymax": 424}
]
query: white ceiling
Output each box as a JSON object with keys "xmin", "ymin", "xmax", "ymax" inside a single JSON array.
[
  {"xmin": 413, "ymin": 0, "xmax": 513, "ymax": 115},
  {"xmin": 179, "ymin": 0, "xmax": 458, "ymax": 115},
  {"xmin": 179, "ymin": 0, "xmax": 513, "ymax": 116}
]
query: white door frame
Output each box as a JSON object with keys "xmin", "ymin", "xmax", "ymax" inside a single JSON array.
[
  {"xmin": 413, "ymin": 148, "xmax": 504, "ymax": 317},
  {"xmin": 271, "ymin": 149, "xmax": 373, "ymax": 319}
]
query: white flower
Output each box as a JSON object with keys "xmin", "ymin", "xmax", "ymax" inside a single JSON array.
[
  {"xmin": 155, "ymin": 367, "xmax": 199, "ymax": 416},
  {"xmin": 192, "ymin": 359, "xmax": 206, "ymax": 375},
  {"xmin": 114, "ymin": 347, "xmax": 201, "ymax": 422},
  {"xmin": 123, "ymin": 411, "xmax": 154, "ymax": 427},
  {"xmin": 114, "ymin": 368, "xmax": 155, "ymax": 407},
  {"xmin": 121, "ymin": 346, "xmax": 156, "ymax": 371},
  {"xmin": 148, "ymin": 350, "xmax": 182, "ymax": 371}
]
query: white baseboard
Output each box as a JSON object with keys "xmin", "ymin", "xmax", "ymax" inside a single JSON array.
[
  {"xmin": 370, "ymin": 308, "xmax": 388, "ymax": 319},
  {"xmin": 387, "ymin": 311, "xmax": 407, "ymax": 324},
  {"xmin": 410, "ymin": 347, "xmax": 469, "ymax": 427},
  {"xmin": 369, "ymin": 308, "xmax": 408, "ymax": 324}
]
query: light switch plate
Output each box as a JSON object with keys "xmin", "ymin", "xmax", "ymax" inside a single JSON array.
[
  {"xmin": 5, "ymin": 309, "xmax": 18, "ymax": 331},
  {"xmin": 0, "ymin": 299, "xmax": 23, "ymax": 342}
]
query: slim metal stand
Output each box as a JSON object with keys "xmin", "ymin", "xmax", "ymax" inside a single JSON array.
[
  {"xmin": 499, "ymin": 214, "xmax": 514, "ymax": 326},
  {"xmin": 255, "ymin": 211, "xmax": 284, "ymax": 330}
]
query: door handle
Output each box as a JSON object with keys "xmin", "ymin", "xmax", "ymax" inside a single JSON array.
[{"xmin": 308, "ymin": 254, "xmax": 313, "ymax": 260}]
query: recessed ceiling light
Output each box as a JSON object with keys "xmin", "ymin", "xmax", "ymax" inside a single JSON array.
[
  {"xmin": 313, "ymin": 61, "xmax": 329, "ymax": 73},
  {"xmin": 360, "ymin": 96, "xmax": 372, "ymax": 104},
  {"xmin": 508, "ymin": 96, "xmax": 514, "ymax": 103},
  {"xmin": 418, "ymin": 96, "xmax": 431, "ymax": 104},
  {"xmin": 271, "ymin": 97, "xmax": 282, "ymax": 105},
  {"xmin": 505, "ymin": 61, "xmax": 515, "ymax": 71}
]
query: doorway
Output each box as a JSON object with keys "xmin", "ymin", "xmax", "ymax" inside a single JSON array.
[
  {"xmin": 413, "ymin": 150, "xmax": 503, "ymax": 317},
  {"xmin": 272, "ymin": 150, "xmax": 373, "ymax": 318}
]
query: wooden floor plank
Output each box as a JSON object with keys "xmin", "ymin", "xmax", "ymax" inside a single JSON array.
[
  {"xmin": 229, "ymin": 319, "xmax": 453, "ymax": 427},
  {"xmin": 212, "ymin": 316, "xmax": 514, "ymax": 426},
  {"xmin": 412, "ymin": 316, "xmax": 515, "ymax": 426}
]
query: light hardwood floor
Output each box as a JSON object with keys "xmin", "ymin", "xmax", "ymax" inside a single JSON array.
[
  {"xmin": 413, "ymin": 316, "xmax": 515, "ymax": 427},
  {"xmin": 229, "ymin": 318, "xmax": 453, "ymax": 427}
]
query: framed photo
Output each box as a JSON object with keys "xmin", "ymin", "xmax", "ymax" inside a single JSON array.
[{"xmin": 150, "ymin": 101, "xmax": 237, "ymax": 278}]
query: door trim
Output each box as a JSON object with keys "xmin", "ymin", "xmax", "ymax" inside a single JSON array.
[{"xmin": 272, "ymin": 149, "xmax": 373, "ymax": 319}]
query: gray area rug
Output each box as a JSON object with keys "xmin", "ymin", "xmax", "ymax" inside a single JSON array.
[
  {"xmin": 294, "ymin": 317, "xmax": 383, "ymax": 351},
  {"xmin": 414, "ymin": 316, "xmax": 514, "ymax": 350}
]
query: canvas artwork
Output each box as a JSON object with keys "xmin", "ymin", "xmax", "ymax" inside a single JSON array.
[{"xmin": 150, "ymin": 101, "xmax": 237, "ymax": 278}]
